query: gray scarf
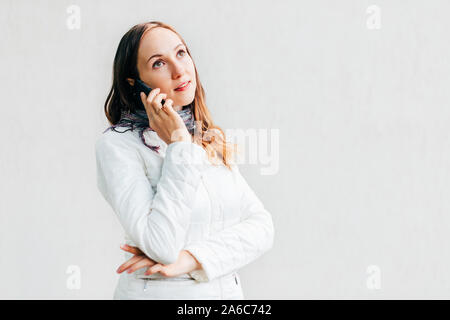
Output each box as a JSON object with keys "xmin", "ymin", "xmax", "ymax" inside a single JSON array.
[{"xmin": 103, "ymin": 104, "xmax": 196, "ymax": 153}]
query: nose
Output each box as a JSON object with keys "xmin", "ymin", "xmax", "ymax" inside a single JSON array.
[{"xmin": 171, "ymin": 59, "xmax": 186, "ymax": 80}]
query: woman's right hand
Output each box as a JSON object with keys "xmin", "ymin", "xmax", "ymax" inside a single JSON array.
[{"xmin": 140, "ymin": 88, "xmax": 192, "ymax": 145}]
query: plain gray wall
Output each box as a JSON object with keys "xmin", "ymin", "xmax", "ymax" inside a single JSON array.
[{"xmin": 1, "ymin": 0, "xmax": 449, "ymax": 299}]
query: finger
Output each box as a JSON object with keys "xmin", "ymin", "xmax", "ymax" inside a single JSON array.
[
  {"xmin": 140, "ymin": 92, "xmax": 149, "ymax": 110},
  {"xmin": 120, "ymin": 244, "xmax": 144, "ymax": 255},
  {"xmin": 152, "ymin": 93, "xmax": 168, "ymax": 112},
  {"xmin": 145, "ymin": 263, "xmax": 164, "ymax": 276},
  {"xmin": 141, "ymin": 92, "xmax": 158, "ymax": 123},
  {"xmin": 144, "ymin": 88, "xmax": 161, "ymax": 114},
  {"xmin": 140, "ymin": 92, "xmax": 155, "ymax": 121},
  {"xmin": 161, "ymin": 98, "xmax": 174, "ymax": 115},
  {"xmin": 127, "ymin": 258, "xmax": 156, "ymax": 274},
  {"xmin": 146, "ymin": 87, "xmax": 160, "ymax": 105},
  {"xmin": 117, "ymin": 255, "xmax": 144, "ymax": 273},
  {"xmin": 158, "ymin": 264, "xmax": 176, "ymax": 277}
]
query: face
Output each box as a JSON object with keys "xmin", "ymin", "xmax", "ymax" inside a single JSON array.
[{"xmin": 127, "ymin": 26, "xmax": 196, "ymax": 111}]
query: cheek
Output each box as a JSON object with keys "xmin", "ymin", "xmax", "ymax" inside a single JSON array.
[
  {"xmin": 146, "ymin": 73, "xmax": 168, "ymax": 90},
  {"xmin": 185, "ymin": 58, "xmax": 196, "ymax": 75},
  {"xmin": 153, "ymin": 75, "xmax": 172, "ymax": 93}
]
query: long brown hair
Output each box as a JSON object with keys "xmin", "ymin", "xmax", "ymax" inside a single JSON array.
[{"xmin": 103, "ymin": 21, "xmax": 238, "ymax": 170}]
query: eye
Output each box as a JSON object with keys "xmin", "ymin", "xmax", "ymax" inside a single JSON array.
[
  {"xmin": 152, "ymin": 49, "xmax": 187, "ymax": 69},
  {"xmin": 152, "ymin": 60, "xmax": 163, "ymax": 68}
]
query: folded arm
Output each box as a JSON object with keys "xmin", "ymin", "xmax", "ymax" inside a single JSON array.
[{"xmin": 95, "ymin": 135, "xmax": 208, "ymax": 265}]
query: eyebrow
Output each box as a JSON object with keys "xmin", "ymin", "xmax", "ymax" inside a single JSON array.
[{"xmin": 147, "ymin": 43, "xmax": 185, "ymax": 63}]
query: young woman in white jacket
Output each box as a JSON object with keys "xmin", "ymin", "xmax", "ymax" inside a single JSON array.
[{"xmin": 95, "ymin": 21, "xmax": 274, "ymax": 300}]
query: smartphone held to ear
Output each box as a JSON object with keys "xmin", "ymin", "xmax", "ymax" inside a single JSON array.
[{"xmin": 132, "ymin": 79, "xmax": 166, "ymax": 109}]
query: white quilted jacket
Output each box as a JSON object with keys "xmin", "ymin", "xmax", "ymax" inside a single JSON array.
[{"xmin": 95, "ymin": 127, "xmax": 274, "ymax": 283}]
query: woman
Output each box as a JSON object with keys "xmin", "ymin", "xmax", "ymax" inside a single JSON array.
[{"xmin": 95, "ymin": 21, "xmax": 274, "ymax": 300}]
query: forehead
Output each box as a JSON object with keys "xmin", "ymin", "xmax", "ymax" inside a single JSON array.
[{"xmin": 138, "ymin": 27, "xmax": 182, "ymax": 58}]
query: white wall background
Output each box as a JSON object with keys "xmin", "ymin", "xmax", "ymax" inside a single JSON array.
[{"xmin": 1, "ymin": 0, "xmax": 450, "ymax": 299}]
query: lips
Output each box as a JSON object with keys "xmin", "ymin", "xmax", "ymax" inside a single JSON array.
[{"xmin": 175, "ymin": 81, "xmax": 190, "ymax": 91}]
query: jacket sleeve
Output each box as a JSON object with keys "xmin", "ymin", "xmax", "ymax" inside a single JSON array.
[
  {"xmin": 95, "ymin": 135, "xmax": 208, "ymax": 265},
  {"xmin": 184, "ymin": 165, "xmax": 275, "ymax": 282}
]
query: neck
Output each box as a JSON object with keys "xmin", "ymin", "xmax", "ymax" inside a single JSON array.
[{"xmin": 172, "ymin": 105, "xmax": 183, "ymax": 112}]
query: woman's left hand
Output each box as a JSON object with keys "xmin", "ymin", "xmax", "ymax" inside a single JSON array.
[{"xmin": 117, "ymin": 244, "xmax": 202, "ymax": 277}]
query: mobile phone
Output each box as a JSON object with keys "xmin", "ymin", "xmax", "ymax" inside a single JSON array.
[{"xmin": 132, "ymin": 79, "xmax": 165, "ymax": 109}]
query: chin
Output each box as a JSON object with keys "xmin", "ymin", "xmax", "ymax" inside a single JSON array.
[{"xmin": 178, "ymin": 93, "xmax": 196, "ymax": 106}]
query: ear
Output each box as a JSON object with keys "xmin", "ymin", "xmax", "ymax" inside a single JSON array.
[{"xmin": 126, "ymin": 78, "xmax": 135, "ymax": 86}]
